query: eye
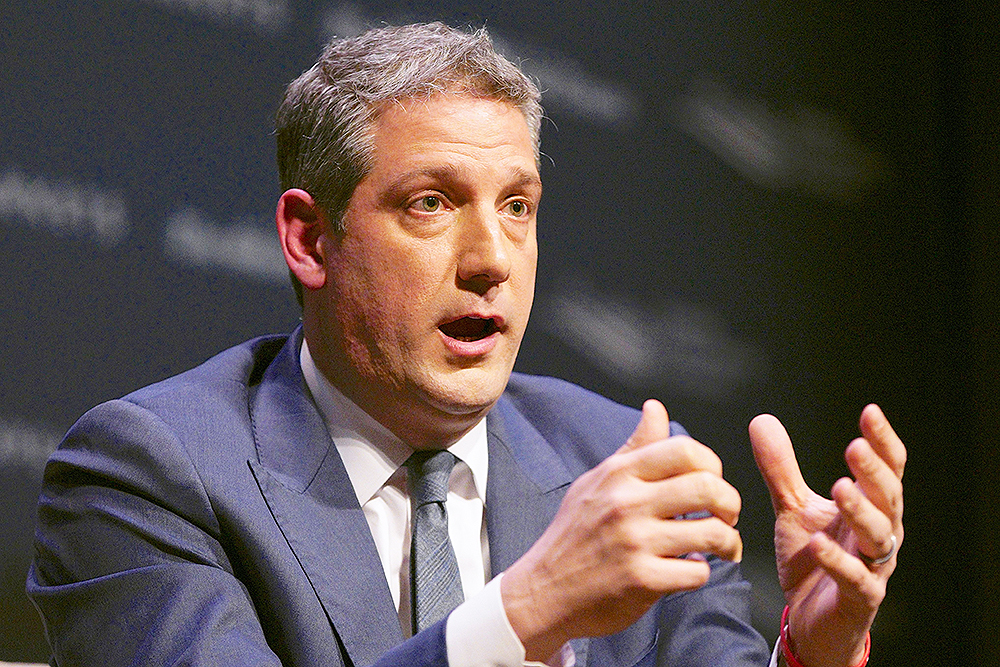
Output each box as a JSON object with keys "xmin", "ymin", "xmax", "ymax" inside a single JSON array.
[
  {"xmin": 503, "ymin": 199, "xmax": 530, "ymax": 218},
  {"xmin": 412, "ymin": 195, "xmax": 442, "ymax": 213}
]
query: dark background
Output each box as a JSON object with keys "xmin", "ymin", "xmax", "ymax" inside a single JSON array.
[{"xmin": 1, "ymin": 1, "xmax": 996, "ymax": 664}]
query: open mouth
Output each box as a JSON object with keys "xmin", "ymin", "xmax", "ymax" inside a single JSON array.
[{"xmin": 439, "ymin": 316, "xmax": 500, "ymax": 342}]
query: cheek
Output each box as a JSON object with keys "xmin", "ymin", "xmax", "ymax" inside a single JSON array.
[
  {"xmin": 326, "ymin": 254, "xmax": 397, "ymax": 347},
  {"xmin": 512, "ymin": 248, "xmax": 538, "ymax": 311},
  {"xmin": 383, "ymin": 246, "xmax": 453, "ymax": 310},
  {"xmin": 338, "ymin": 250, "xmax": 446, "ymax": 348}
]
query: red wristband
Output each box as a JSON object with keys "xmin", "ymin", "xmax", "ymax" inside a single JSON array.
[{"xmin": 780, "ymin": 606, "xmax": 871, "ymax": 667}]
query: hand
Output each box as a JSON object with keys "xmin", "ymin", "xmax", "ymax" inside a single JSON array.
[
  {"xmin": 750, "ymin": 405, "xmax": 906, "ymax": 667},
  {"xmin": 502, "ymin": 400, "xmax": 743, "ymax": 661}
]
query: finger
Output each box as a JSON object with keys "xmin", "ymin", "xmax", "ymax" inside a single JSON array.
[
  {"xmin": 749, "ymin": 414, "xmax": 810, "ymax": 512},
  {"xmin": 635, "ymin": 553, "xmax": 713, "ymax": 594},
  {"xmin": 831, "ymin": 477, "xmax": 898, "ymax": 565},
  {"xmin": 620, "ymin": 400, "xmax": 671, "ymax": 453},
  {"xmin": 844, "ymin": 438, "xmax": 904, "ymax": 523},
  {"xmin": 859, "ymin": 404, "xmax": 907, "ymax": 480},
  {"xmin": 644, "ymin": 516, "xmax": 744, "ymax": 562},
  {"xmin": 624, "ymin": 436, "xmax": 724, "ymax": 481},
  {"xmin": 808, "ymin": 532, "xmax": 887, "ymax": 610},
  {"xmin": 647, "ymin": 471, "xmax": 742, "ymax": 526}
]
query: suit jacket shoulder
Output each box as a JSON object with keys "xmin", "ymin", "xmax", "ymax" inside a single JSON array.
[
  {"xmin": 28, "ymin": 331, "xmax": 416, "ymax": 667},
  {"xmin": 28, "ymin": 335, "xmax": 768, "ymax": 667},
  {"xmin": 493, "ymin": 373, "xmax": 769, "ymax": 667},
  {"xmin": 501, "ymin": 372, "xmax": 687, "ymax": 470}
]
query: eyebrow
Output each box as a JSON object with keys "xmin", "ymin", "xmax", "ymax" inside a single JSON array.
[
  {"xmin": 383, "ymin": 164, "xmax": 542, "ymax": 202},
  {"xmin": 504, "ymin": 168, "xmax": 544, "ymax": 194}
]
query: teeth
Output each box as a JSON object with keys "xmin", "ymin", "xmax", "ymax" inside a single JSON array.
[{"xmin": 441, "ymin": 317, "xmax": 495, "ymax": 341}]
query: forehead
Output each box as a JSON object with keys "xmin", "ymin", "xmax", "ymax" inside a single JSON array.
[{"xmin": 367, "ymin": 95, "xmax": 539, "ymax": 177}]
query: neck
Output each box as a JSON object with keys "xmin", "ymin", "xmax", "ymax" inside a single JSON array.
[{"xmin": 302, "ymin": 332, "xmax": 489, "ymax": 451}]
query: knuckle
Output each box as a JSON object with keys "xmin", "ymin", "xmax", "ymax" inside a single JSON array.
[
  {"xmin": 617, "ymin": 556, "xmax": 654, "ymax": 592},
  {"xmin": 679, "ymin": 472, "xmax": 739, "ymax": 523},
  {"xmin": 841, "ymin": 484, "xmax": 862, "ymax": 513},
  {"xmin": 673, "ymin": 437, "xmax": 717, "ymax": 473},
  {"xmin": 689, "ymin": 471, "xmax": 713, "ymax": 501},
  {"xmin": 703, "ymin": 517, "xmax": 736, "ymax": 548},
  {"xmin": 684, "ymin": 438, "xmax": 722, "ymax": 475},
  {"xmin": 887, "ymin": 479, "xmax": 904, "ymax": 512},
  {"xmin": 679, "ymin": 561, "xmax": 712, "ymax": 590},
  {"xmin": 895, "ymin": 447, "xmax": 908, "ymax": 475},
  {"xmin": 724, "ymin": 484, "xmax": 742, "ymax": 516},
  {"xmin": 622, "ymin": 523, "xmax": 652, "ymax": 553},
  {"xmin": 864, "ymin": 577, "xmax": 887, "ymax": 604},
  {"xmin": 853, "ymin": 444, "xmax": 881, "ymax": 476},
  {"xmin": 667, "ymin": 437, "xmax": 697, "ymax": 469},
  {"xmin": 706, "ymin": 449, "xmax": 723, "ymax": 477},
  {"xmin": 601, "ymin": 453, "xmax": 630, "ymax": 477},
  {"xmin": 601, "ymin": 484, "xmax": 642, "ymax": 524},
  {"xmin": 690, "ymin": 471, "xmax": 725, "ymax": 505}
]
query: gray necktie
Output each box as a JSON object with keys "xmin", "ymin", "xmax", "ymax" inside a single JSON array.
[{"xmin": 406, "ymin": 449, "xmax": 464, "ymax": 632}]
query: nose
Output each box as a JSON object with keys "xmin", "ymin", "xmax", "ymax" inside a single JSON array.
[{"xmin": 456, "ymin": 207, "xmax": 512, "ymax": 292}]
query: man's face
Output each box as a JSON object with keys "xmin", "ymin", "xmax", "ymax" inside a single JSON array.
[{"xmin": 308, "ymin": 94, "xmax": 540, "ymax": 447}]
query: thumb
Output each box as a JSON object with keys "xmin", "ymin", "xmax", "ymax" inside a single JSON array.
[
  {"xmin": 620, "ymin": 399, "xmax": 670, "ymax": 453},
  {"xmin": 749, "ymin": 414, "xmax": 810, "ymax": 513}
]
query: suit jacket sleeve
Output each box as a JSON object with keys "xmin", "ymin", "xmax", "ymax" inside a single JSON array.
[
  {"xmin": 654, "ymin": 558, "xmax": 771, "ymax": 666},
  {"xmin": 29, "ymin": 356, "xmax": 768, "ymax": 667},
  {"xmin": 28, "ymin": 398, "xmax": 287, "ymax": 665},
  {"xmin": 27, "ymin": 396, "xmax": 451, "ymax": 667},
  {"xmin": 494, "ymin": 374, "xmax": 771, "ymax": 667}
]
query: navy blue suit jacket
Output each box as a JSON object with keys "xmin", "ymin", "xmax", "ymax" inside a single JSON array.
[{"xmin": 28, "ymin": 330, "xmax": 769, "ymax": 666}]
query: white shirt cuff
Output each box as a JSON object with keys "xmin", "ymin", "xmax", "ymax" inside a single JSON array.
[{"xmin": 446, "ymin": 573, "xmax": 574, "ymax": 667}]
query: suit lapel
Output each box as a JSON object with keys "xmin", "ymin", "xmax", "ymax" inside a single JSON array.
[
  {"xmin": 485, "ymin": 397, "xmax": 590, "ymax": 666},
  {"xmin": 247, "ymin": 333, "xmax": 597, "ymax": 665},
  {"xmin": 248, "ymin": 331, "xmax": 404, "ymax": 666}
]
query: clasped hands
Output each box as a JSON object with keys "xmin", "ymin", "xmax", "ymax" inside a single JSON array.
[{"xmin": 502, "ymin": 401, "xmax": 905, "ymax": 667}]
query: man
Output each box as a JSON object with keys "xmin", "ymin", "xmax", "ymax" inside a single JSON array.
[{"xmin": 28, "ymin": 23, "xmax": 904, "ymax": 667}]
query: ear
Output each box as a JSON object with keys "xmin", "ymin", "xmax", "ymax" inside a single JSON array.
[{"xmin": 276, "ymin": 188, "xmax": 328, "ymax": 291}]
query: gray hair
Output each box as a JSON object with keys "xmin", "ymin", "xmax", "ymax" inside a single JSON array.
[
  {"xmin": 275, "ymin": 23, "xmax": 543, "ymax": 307},
  {"xmin": 276, "ymin": 21, "xmax": 542, "ymax": 226}
]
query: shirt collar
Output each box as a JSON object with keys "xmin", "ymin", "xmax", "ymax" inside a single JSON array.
[{"xmin": 299, "ymin": 338, "xmax": 489, "ymax": 507}]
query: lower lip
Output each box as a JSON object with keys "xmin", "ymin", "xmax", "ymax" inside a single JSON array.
[{"xmin": 439, "ymin": 329, "xmax": 501, "ymax": 357}]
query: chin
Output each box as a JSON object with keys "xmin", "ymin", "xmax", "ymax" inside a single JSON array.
[{"xmin": 419, "ymin": 368, "xmax": 510, "ymax": 418}]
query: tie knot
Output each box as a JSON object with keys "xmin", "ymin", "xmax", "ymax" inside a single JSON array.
[{"xmin": 406, "ymin": 450, "xmax": 456, "ymax": 506}]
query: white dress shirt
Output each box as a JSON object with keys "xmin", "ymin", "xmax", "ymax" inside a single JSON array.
[
  {"xmin": 300, "ymin": 340, "xmax": 541, "ymax": 666},
  {"xmin": 300, "ymin": 340, "xmax": 777, "ymax": 667}
]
